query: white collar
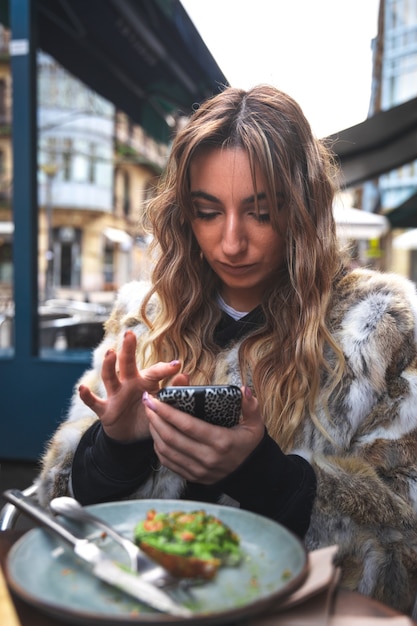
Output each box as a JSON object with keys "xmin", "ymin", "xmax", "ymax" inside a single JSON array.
[{"xmin": 217, "ymin": 295, "xmax": 248, "ymax": 321}]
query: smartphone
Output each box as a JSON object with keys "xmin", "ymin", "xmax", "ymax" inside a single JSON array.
[{"xmin": 156, "ymin": 385, "xmax": 242, "ymax": 427}]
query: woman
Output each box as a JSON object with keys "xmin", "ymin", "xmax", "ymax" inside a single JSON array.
[{"xmin": 37, "ymin": 85, "xmax": 417, "ymax": 613}]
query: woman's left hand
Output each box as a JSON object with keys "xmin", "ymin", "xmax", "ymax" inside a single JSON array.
[{"xmin": 143, "ymin": 386, "xmax": 265, "ymax": 483}]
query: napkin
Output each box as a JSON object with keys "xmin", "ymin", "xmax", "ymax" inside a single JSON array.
[
  {"xmin": 0, "ymin": 567, "xmax": 21, "ymax": 626},
  {"xmin": 247, "ymin": 546, "xmax": 415, "ymax": 626},
  {"xmin": 278, "ymin": 545, "xmax": 340, "ymax": 610}
]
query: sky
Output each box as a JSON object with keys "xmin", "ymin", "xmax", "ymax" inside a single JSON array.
[{"xmin": 181, "ymin": 0, "xmax": 380, "ymax": 138}]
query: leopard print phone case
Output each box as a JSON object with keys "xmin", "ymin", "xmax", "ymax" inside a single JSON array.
[{"xmin": 156, "ymin": 385, "xmax": 242, "ymax": 427}]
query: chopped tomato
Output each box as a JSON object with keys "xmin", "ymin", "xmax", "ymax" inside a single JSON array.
[
  {"xmin": 177, "ymin": 514, "xmax": 195, "ymax": 524},
  {"xmin": 180, "ymin": 531, "xmax": 195, "ymax": 541},
  {"xmin": 146, "ymin": 509, "xmax": 157, "ymax": 521},
  {"xmin": 143, "ymin": 519, "xmax": 164, "ymax": 532}
]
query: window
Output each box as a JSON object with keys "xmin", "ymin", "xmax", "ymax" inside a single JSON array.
[
  {"xmin": 45, "ymin": 137, "xmax": 58, "ymax": 166},
  {"xmin": 53, "ymin": 227, "xmax": 81, "ymax": 288},
  {"xmin": 88, "ymin": 143, "xmax": 97, "ymax": 183},
  {"xmin": 0, "ymin": 240, "xmax": 12, "ymax": 282},
  {"xmin": 103, "ymin": 245, "xmax": 114, "ymax": 285},
  {"xmin": 93, "ymin": 142, "xmax": 112, "ymax": 187},
  {"xmin": 123, "ymin": 171, "xmax": 130, "ymax": 217},
  {"xmin": 62, "ymin": 138, "xmax": 73, "ymax": 181},
  {"xmin": 72, "ymin": 139, "xmax": 89, "ymax": 183}
]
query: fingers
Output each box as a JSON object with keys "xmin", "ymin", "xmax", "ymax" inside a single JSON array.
[
  {"xmin": 101, "ymin": 331, "xmax": 139, "ymax": 392},
  {"xmin": 100, "ymin": 331, "xmax": 183, "ymax": 394},
  {"xmin": 143, "ymin": 392, "xmax": 215, "ymax": 438},
  {"xmin": 147, "ymin": 409, "xmax": 219, "ymax": 481},
  {"xmin": 118, "ymin": 330, "xmax": 139, "ymax": 379},
  {"xmin": 144, "ymin": 385, "xmax": 265, "ymax": 483},
  {"xmin": 144, "ymin": 392, "xmax": 229, "ymax": 455},
  {"xmin": 100, "ymin": 348, "xmax": 121, "ymax": 395},
  {"xmin": 170, "ymin": 372, "xmax": 190, "ymax": 387},
  {"xmin": 137, "ymin": 360, "xmax": 182, "ymax": 393},
  {"xmin": 78, "ymin": 384, "xmax": 107, "ymax": 416},
  {"xmin": 240, "ymin": 385, "xmax": 263, "ymax": 424}
]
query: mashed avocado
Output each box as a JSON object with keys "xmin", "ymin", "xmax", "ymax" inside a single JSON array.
[{"xmin": 134, "ymin": 509, "xmax": 242, "ymax": 565}]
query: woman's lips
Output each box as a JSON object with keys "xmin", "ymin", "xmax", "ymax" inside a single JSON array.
[{"xmin": 217, "ymin": 262, "xmax": 255, "ymax": 276}]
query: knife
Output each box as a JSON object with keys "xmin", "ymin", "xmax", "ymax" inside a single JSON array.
[{"xmin": 3, "ymin": 489, "xmax": 192, "ymax": 618}]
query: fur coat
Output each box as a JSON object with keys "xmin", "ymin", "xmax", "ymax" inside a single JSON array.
[{"xmin": 37, "ymin": 268, "xmax": 417, "ymax": 614}]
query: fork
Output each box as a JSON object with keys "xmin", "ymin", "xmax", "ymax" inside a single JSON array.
[
  {"xmin": 49, "ymin": 496, "xmax": 197, "ymax": 592},
  {"xmin": 4, "ymin": 489, "xmax": 193, "ymax": 595},
  {"xmin": 50, "ymin": 497, "xmax": 161, "ymax": 579}
]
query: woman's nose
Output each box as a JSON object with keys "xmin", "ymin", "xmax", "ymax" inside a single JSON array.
[{"xmin": 222, "ymin": 216, "xmax": 247, "ymax": 256}]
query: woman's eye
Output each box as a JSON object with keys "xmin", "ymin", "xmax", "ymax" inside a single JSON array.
[
  {"xmin": 248, "ymin": 211, "xmax": 271, "ymax": 223},
  {"xmin": 195, "ymin": 210, "xmax": 219, "ymax": 221},
  {"xmin": 256, "ymin": 213, "xmax": 271, "ymax": 223}
]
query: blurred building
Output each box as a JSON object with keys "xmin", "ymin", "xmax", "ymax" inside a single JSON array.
[
  {"xmin": 370, "ymin": 0, "xmax": 417, "ymax": 278},
  {"xmin": 0, "ymin": 45, "xmax": 174, "ymax": 354},
  {"xmin": 377, "ymin": 0, "xmax": 417, "ymax": 208},
  {"xmin": 0, "ymin": 46, "xmax": 167, "ymax": 310}
]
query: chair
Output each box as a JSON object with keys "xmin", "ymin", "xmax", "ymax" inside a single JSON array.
[{"xmin": 0, "ymin": 483, "xmax": 38, "ymax": 531}]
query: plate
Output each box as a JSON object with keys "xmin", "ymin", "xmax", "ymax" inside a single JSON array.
[{"xmin": 6, "ymin": 499, "xmax": 308, "ymax": 625}]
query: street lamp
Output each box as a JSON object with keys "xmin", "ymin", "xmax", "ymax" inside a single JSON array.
[{"xmin": 41, "ymin": 163, "xmax": 58, "ymax": 301}]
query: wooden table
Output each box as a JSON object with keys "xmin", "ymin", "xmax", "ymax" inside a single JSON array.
[{"xmin": 0, "ymin": 529, "xmax": 413, "ymax": 625}]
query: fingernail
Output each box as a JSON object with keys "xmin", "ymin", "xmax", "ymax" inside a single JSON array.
[
  {"xmin": 169, "ymin": 360, "xmax": 180, "ymax": 366},
  {"xmin": 142, "ymin": 391, "xmax": 157, "ymax": 411},
  {"xmin": 244, "ymin": 386, "xmax": 252, "ymax": 399}
]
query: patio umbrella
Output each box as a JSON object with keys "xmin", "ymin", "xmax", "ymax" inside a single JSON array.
[
  {"xmin": 393, "ymin": 229, "xmax": 417, "ymax": 250},
  {"xmin": 333, "ymin": 203, "xmax": 390, "ymax": 240}
]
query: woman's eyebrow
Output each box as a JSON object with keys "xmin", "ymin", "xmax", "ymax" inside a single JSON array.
[
  {"xmin": 190, "ymin": 190, "xmax": 284, "ymax": 205},
  {"xmin": 190, "ymin": 190, "xmax": 268, "ymax": 204},
  {"xmin": 242, "ymin": 192, "xmax": 284, "ymax": 204},
  {"xmin": 190, "ymin": 190, "xmax": 220, "ymax": 202},
  {"xmin": 242, "ymin": 192, "xmax": 284, "ymax": 205},
  {"xmin": 242, "ymin": 192, "xmax": 267, "ymax": 205}
]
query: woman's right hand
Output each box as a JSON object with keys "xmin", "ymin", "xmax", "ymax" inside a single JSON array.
[{"xmin": 78, "ymin": 330, "xmax": 185, "ymax": 443}]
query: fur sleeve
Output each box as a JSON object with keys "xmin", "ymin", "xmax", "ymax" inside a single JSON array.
[
  {"xmin": 37, "ymin": 281, "xmax": 153, "ymax": 505},
  {"xmin": 303, "ymin": 269, "xmax": 417, "ymax": 614}
]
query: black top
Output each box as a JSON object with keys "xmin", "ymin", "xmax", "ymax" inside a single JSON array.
[{"xmin": 72, "ymin": 309, "xmax": 317, "ymax": 538}]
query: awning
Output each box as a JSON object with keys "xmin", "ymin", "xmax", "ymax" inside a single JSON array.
[
  {"xmin": 333, "ymin": 204, "xmax": 390, "ymax": 240},
  {"xmin": 385, "ymin": 191, "xmax": 417, "ymax": 228},
  {"xmin": 393, "ymin": 228, "xmax": 417, "ymax": 250},
  {"xmin": 11, "ymin": 0, "xmax": 228, "ymax": 144},
  {"xmin": 104, "ymin": 227, "xmax": 132, "ymax": 247},
  {"xmin": 329, "ymin": 97, "xmax": 417, "ymax": 188}
]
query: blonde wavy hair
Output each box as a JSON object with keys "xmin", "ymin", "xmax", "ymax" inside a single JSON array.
[{"xmin": 140, "ymin": 84, "xmax": 347, "ymax": 451}]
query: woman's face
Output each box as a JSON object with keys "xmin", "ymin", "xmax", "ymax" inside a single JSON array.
[{"xmin": 190, "ymin": 147, "xmax": 287, "ymax": 312}]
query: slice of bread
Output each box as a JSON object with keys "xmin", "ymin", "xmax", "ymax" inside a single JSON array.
[{"xmin": 134, "ymin": 509, "xmax": 241, "ymax": 580}]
